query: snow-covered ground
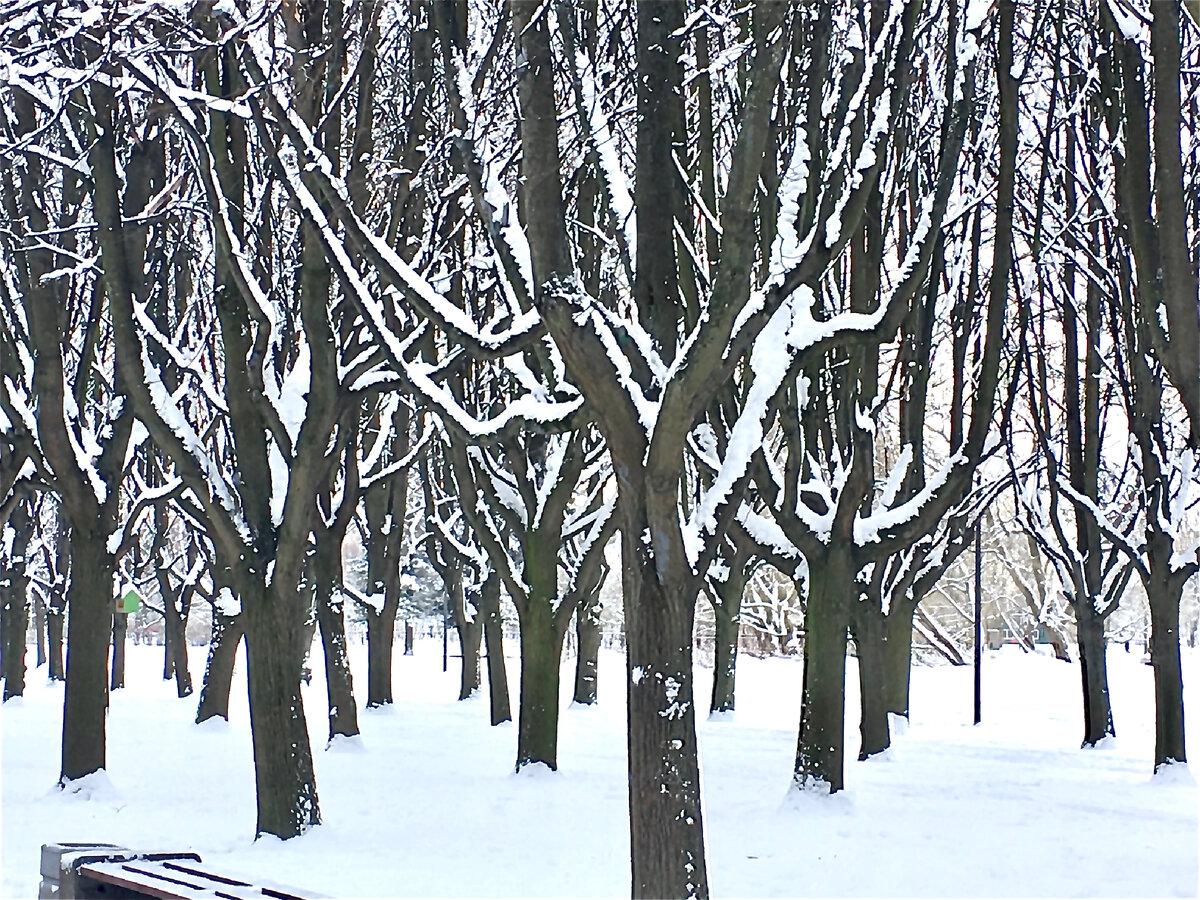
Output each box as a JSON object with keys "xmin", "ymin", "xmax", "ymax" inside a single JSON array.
[{"xmin": 2, "ymin": 639, "xmax": 1196, "ymax": 898}]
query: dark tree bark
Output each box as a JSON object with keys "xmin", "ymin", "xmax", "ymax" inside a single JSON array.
[
  {"xmin": 850, "ymin": 581, "xmax": 890, "ymax": 760},
  {"xmin": 1, "ymin": 499, "xmax": 32, "ymax": 700},
  {"xmin": 573, "ymin": 596, "xmax": 602, "ymax": 706},
  {"xmin": 47, "ymin": 601, "xmax": 65, "ymax": 682},
  {"xmin": 110, "ymin": 612, "xmax": 127, "ymax": 691},
  {"xmin": 707, "ymin": 539, "xmax": 752, "ymax": 714},
  {"xmin": 196, "ymin": 611, "xmax": 242, "ymax": 724},
  {"xmin": 34, "ymin": 589, "xmax": 46, "ymax": 669},
  {"xmin": 479, "ymin": 570, "xmax": 512, "ymax": 725},
  {"xmin": 313, "ymin": 540, "xmax": 360, "ymax": 744}
]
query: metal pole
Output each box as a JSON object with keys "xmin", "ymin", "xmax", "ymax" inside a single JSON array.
[{"xmin": 973, "ymin": 523, "xmax": 982, "ymax": 725}]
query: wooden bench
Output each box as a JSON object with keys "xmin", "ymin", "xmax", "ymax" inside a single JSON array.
[{"xmin": 39, "ymin": 843, "xmax": 326, "ymax": 900}]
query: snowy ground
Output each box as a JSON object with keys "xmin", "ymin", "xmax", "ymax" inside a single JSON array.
[{"xmin": 2, "ymin": 639, "xmax": 1196, "ymax": 898}]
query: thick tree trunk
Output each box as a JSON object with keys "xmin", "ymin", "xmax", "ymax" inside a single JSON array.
[
  {"xmin": 195, "ymin": 612, "xmax": 242, "ymax": 724},
  {"xmin": 1075, "ymin": 607, "xmax": 1114, "ymax": 747},
  {"xmin": 243, "ymin": 583, "xmax": 320, "ymax": 838},
  {"xmin": 364, "ymin": 608, "xmax": 396, "ymax": 708},
  {"xmin": 850, "ymin": 601, "xmax": 890, "ymax": 760},
  {"xmin": 623, "ymin": 529, "xmax": 707, "ymax": 900},
  {"xmin": 60, "ymin": 524, "xmax": 113, "ymax": 783},
  {"xmin": 795, "ymin": 551, "xmax": 851, "ymax": 792},
  {"xmin": 1147, "ymin": 573, "xmax": 1186, "ymax": 768},
  {"xmin": 516, "ymin": 602, "xmax": 566, "ymax": 769},
  {"xmin": 573, "ymin": 602, "xmax": 602, "ymax": 706},
  {"xmin": 110, "ymin": 613, "xmax": 126, "ymax": 691},
  {"xmin": 883, "ymin": 601, "xmax": 917, "ymax": 720},
  {"xmin": 315, "ymin": 580, "xmax": 360, "ymax": 743},
  {"xmin": 164, "ymin": 635, "xmax": 175, "ymax": 681},
  {"xmin": 480, "ymin": 572, "xmax": 511, "ymax": 725}
]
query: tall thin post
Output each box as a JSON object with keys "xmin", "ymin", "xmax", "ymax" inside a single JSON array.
[{"xmin": 973, "ymin": 523, "xmax": 982, "ymax": 725}]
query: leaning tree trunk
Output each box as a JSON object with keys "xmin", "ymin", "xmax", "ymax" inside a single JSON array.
[
  {"xmin": 795, "ymin": 549, "xmax": 852, "ymax": 792},
  {"xmin": 314, "ymin": 574, "xmax": 360, "ymax": 744},
  {"xmin": 110, "ymin": 612, "xmax": 127, "ymax": 691},
  {"xmin": 1075, "ymin": 605, "xmax": 1114, "ymax": 747},
  {"xmin": 242, "ymin": 580, "xmax": 320, "ymax": 838},
  {"xmin": 479, "ymin": 571, "xmax": 511, "ymax": 725},
  {"xmin": 195, "ymin": 612, "xmax": 243, "ymax": 724},
  {"xmin": 60, "ymin": 522, "xmax": 113, "ymax": 783},
  {"xmin": 574, "ymin": 599, "xmax": 602, "ymax": 706},
  {"xmin": 850, "ymin": 599, "xmax": 890, "ymax": 760}
]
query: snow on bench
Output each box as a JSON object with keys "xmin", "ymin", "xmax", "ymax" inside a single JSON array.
[{"xmin": 39, "ymin": 843, "xmax": 326, "ymax": 900}]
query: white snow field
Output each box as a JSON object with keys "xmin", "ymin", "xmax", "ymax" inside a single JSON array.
[{"xmin": 2, "ymin": 640, "xmax": 1196, "ymax": 898}]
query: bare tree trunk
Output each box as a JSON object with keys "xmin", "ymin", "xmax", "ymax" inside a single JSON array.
[
  {"xmin": 884, "ymin": 600, "xmax": 917, "ymax": 720},
  {"xmin": 364, "ymin": 608, "xmax": 396, "ymax": 707},
  {"xmin": 47, "ymin": 602, "xmax": 64, "ymax": 682},
  {"xmin": 314, "ymin": 567, "xmax": 360, "ymax": 743},
  {"xmin": 34, "ymin": 591, "xmax": 46, "ymax": 669},
  {"xmin": 850, "ymin": 599, "xmax": 890, "ymax": 759},
  {"xmin": 573, "ymin": 599, "xmax": 602, "ymax": 706},
  {"xmin": 110, "ymin": 612, "xmax": 126, "ymax": 691},
  {"xmin": 1075, "ymin": 609, "xmax": 1114, "ymax": 746},
  {"xmin": 196, "ymin": 612, "xmax": 242, "ymax": 724},
  {"xmin": 60, "ymin": 522, "xmax": 113, "ymax": 782},
  {"xmin": 479, "ymin": 571, "xmax": 511, "ymax": 725},
  {"xmin": 795, "ymin": 549, "xmax": 851, "ymax": 791}
]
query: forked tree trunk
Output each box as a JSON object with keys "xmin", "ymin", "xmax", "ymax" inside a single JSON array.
[
  {"xmin": 479, "ymin": 572, "xmax": 511, "ymax": 725},
  {"xmin": 159, "ymin": 569, "xmax": 193, "ymax": 697},
  {"xmin": 1075, "ymin": 606, "xmax": 1114, "ymax": 747},
  {"xmin": 883, "ymin": 600, "xmax": 917, "ymax": 720},
  {"xmin": 850, "ymin": 600, "xmax": 890, "ymax": 759},
  {"xmin": 110, "ymin": 613, "xmax": 126, "ymax": 691},
  {"xmin": 196, "ymin": 612, "xmax": 242, "ymax": 724},
  {"xmin": 315, "ymin": 578, "xmax": 360, "ymax": 743},
  {"xmin": 573, "ymin": 601, "xmax": 602, "ymax": 706},
  {"xmin": 795, "ymin": 550, "xmax": 851, "ymax": 792},
  {"xmin": 60, "ymin": 523, "xmax": 113, "ymax": 783},
  {"xmin": 242, "ymin": 581, "xmax": 320, "ymax": 838}
]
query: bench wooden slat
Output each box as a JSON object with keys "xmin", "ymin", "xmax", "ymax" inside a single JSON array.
[{"xmin": 78, "ymin": 861, "xmax": 260, "ymax": 900}]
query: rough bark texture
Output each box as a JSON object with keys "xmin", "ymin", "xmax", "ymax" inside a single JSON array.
[
  {"xmin": 1146, "ymin": 558, "xmax": 1186, "ymax": 768},
  {"xmin": 622, "ymin": 515, "xmax": 707, "ymax": 900},
  {"xmin": 60, "ymin": 523, "xmax": 113, "ymax": 782},
  {"xmin": 516, "ymin": 601, "xmax": 567, "ymax": 769},
  {"xmin": 795, "ymin": 550, "xmax": 851, "ymax": 791},
  {"xmin": 47, "ymin": 603, "xmax": 64, "ymax": 682},
  {"xmin": 195, "ymin": 612, "xmax": 242, "ymax": 724},
  {"xmin": 242, "ymin": 579, "xmax": 320, "ymax": 838}
]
